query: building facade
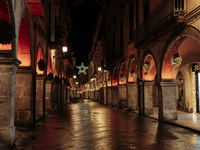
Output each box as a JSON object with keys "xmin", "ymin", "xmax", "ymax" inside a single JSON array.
[
  {"xmin": 82, "ymin": 0, "xmax": 200, "ymax": 122},
  {"xmin": 0, "ymin": 0, "xmax": 72, "ymax": 148}
]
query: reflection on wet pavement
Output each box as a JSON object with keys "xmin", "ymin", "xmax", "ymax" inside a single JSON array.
[{"xmin": 11, "ymin": 99, "xmax": 200, "ymax": 150}]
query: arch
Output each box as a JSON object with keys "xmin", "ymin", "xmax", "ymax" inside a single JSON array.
[
  {"xmin": 107, "ymin": 71, "xmax": 111, "ymax": 87},
  {"xmin": 162, "ymin": 35, "xmax": 200, "ymax": 79},
  {"xmin": 17, "ymin": 15, "xmax": 31, "ymax": 66},
  {"xmin": 0, "ymin": 0, "xmax": 12, "ymax": 50},
  {"xmin": 36, "ymin": 46, "xmax": 44, "ymax": 74},
  {"xmin": 161, "ymin": 26, "xmax": 200, "ymax": 80},
  {"xmin": 141, "ymin": 50, "xmax": 157, "ymax": 81},
  {"xmin": 128, "ymin": 55, "xmax": 137, "ymax": 82},
  {"xmin": 112, "ymin": 67, "xmax": 118, "ymax": 86},
  {"xmin": 119, "ymin": 62, "xmax": 126, "ymax": 84}
]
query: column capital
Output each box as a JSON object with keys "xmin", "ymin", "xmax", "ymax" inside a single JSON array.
[
  {"xmin": 144, "ymin": 81, "xmax": 154, "ymax": 86},
  {"xmin": 0, "ymin": 58, "xmax": 21, "ymax": 66}
]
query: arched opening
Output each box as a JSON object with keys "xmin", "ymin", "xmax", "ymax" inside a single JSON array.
[
  {"xmin": 142, "ymin": 54, "xmax": 157, "ymax": 81},
  {"xmin": 0, "ymin": 0, "xmax": 12, "ymax": 50},
  {"xmin": 162, "ymin": 34, "xmax": 200, "ymax": 113},
  {"xmin": 112, "ymin": 67, "xmax": 118, "ymax": 86},
  {"xmin": 36, "ymin": 46, "xmax": 44, "ymax": 74},
  {"xmin": 107, "ymin": 71, "xmax": 111, "ymax": 86},
  {"xmin": 17, "ymin": 16, "xmax": 31, "ymax": 66},
  {"xmin": 128, "ymin": 58, "xmax": 137, "ymax": 82},
  {"xmin": 119, "ymin": 63, "xmax": 126, "ymax": 84},
  {"xmin": 141, "ymin": 53, "xmax": 157, "ymax": 115},
  {"xmin": 176, "ymin": 71, "xmax": 184, "ymax": 110}
]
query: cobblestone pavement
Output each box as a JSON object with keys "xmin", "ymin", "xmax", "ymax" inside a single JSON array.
[{"xmin": 11, "ymin": 99, "xmax": 200, "ymax": 150}]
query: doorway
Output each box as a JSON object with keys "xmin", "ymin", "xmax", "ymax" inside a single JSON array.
[
  {"xmin": 177, "ymin": 71, "xmax": 184, "ymax": 110},
  {"xmin": 196, "ymin": 71, "xmax": 200, "ymax": 112}
]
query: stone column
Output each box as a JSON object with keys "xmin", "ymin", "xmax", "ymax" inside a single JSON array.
[
  {"xmin": 118, "ymin": 84, "xmax": 126, "ymax": 99},
  {"xmin": 138, "ymin": 81, "xmax": 144, "ymax": 115},
  {"xmin": 111, "ymin": 86, "xmax": 119, "ymax": 107},
  {"xmin": 51, "ymin": 82, "xmax": 58, "ymax": 109},
  {"xmin": 67, "ymin": 88, "xmax": 70, "ymax": 103},
  {"xmin": 45, "ymin": 81, "xmax": 52, "ymax": 113},
  {"xmin": 144, "ymin": 81, "xmax": 154, "ymax": 115},
  {"xmin": 106, "ymin": 87, "xmax": 112, "ymax": 106},
  {"xmin": 36, "ymin": 76, "xmax": 44, "ymax": 121},
  {"xmin": 0, "ymin": 58, "xmax": 20, "ymax": 148},
  {"xmin": 94, "ymin": 90, "xmax": 97, "ymax": 101},
  {"xmin": 103, "ymin": 87, "xmax": 107, "ymax": 105},
  {"xmin": 158, "ymin": 81, "xmax": 178, "ymax": 120},
  {"xmin": 15, "ymin": 73, "xmax": 32, "ymax": 126},
  {"xmin": 63, "ymin": 84, "xmax": 66, "ymax": 105},
  {"xmin": 126, "ymin": 83, "xmax": 138, "ymax": 110},
  {"xmin": 90, "ymin": 91, "xmax": 94, "ymax": 100}
]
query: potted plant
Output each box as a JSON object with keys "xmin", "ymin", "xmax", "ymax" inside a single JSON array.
[
  {"xmin": 120, "ymin": 74, "xmax": 125, "ymax": 82},
  {"xmin": 38, "ymin": 59, "xmax": 46, "ymax": 71},
  {"xmin": 143, "ymin": 61, "xmax": 151, "ymax": 71},
  {"xmin": 0, "ymin": 20, "xmax": 14, "ymax": 44},
  {"xmin": 47, "ymin": 73, "xmax": 53, "ymax": 81},
  {"xmin": 107, "ymin": 79, "xmax": 111, "ymax": 84},
  {"xmin": 129, "ymin": 71, "xmax": 135, "ymax": 78},
  {"xmin": 170, "ymin": 52, "xmax": 182, "ymax": 67}
]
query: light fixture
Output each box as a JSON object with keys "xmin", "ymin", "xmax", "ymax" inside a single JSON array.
[
  {"xmin": 91, "ymin": 79, "xmax": 93, "ymax": 81},
  {"xmin": 98, "ymin": 67, "xmax": 102, "ymax": 72},
  {"xmin": 76, "ymin": 82, "xmax": 78, "ymax": 84},
  {"xmin": 62, "ymin": 46, "xmax": 68, "ymax": 53},
  {"xmin": 85, "ymin": 84, "xmax": 87, "ymax": 86},
  {"xmin": 74, "ymin": 75, "xmax": 76, "ymax": 79}
]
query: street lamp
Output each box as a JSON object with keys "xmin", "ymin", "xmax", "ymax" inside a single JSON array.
[
  {"xmin": 98, "ymin": 67, "xmax": 102, "ymax": 72},
  {"xmin": 62, "ymin": 46, "xmax": 68, "ymax": 53}
]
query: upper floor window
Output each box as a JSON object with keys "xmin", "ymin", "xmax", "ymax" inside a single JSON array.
[
  {"xmin": 129, "ymin": 3, "xmax": 134, "ymax": 41},
  {"xmin": 143, "ymin": 0, "xmax": 150, "ymax": 20}
]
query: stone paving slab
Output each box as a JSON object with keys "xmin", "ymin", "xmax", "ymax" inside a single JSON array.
[{"xmin": 8, "ymin": 101, "xmax": 200, "ymax": 150}]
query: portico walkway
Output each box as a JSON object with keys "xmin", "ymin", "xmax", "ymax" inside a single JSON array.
[{"xmin": 145, "ymin": 107, "xmax": 200, "ymax": 133}]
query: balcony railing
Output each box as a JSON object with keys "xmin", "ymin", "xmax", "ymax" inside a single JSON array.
[{"xmin": 135, "ymin": 0, "xmax": 186, "ymax": 47}]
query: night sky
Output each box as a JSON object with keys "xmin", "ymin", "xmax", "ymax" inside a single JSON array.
[{"xmin": 68, "ymin": 0, "xmax": 102, "ymax": 66}]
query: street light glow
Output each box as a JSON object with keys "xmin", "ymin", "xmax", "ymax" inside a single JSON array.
[
  {"xmin": 62, "ymin": 46, "xmax": 68, "ymax": 53},
  {"xmin": 98, "ymin": 67, "xmax": 101, "ymax": 72}
]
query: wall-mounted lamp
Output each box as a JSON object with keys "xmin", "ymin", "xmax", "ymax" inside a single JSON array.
[
  {"xmin": 98, "ymin": 67, "xmax": 102, "ymax": 72},
  {"xmin": 76, "ymin": 82, "xmax": 78, "ymax": 85},
  {"xmin": 62, "ymin": 46, "xmax": 68, "ymax": 53},
  {"xmin": 74, "ymin": 75, "xmax": 76, "ymax": 79},
  {"xmin": 91, "ymin": 79, "xmax": 93, "ymax": 81}
]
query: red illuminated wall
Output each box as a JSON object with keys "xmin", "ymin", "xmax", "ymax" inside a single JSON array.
[
  {"xmin": 112, "ymin": 68, "xmax": 118, "ymax": 86},
  {"xmin": 107, "ymin": 72, "xmax": 111, "ymax": 87},
  {"xmin": 54, "ymin": 62, "xmax": 58, "ymax": 77},
  {"xmin": 47, "ymin": 57, "xmax": 52, "ymax": 74},
  {"xmin": 36, "ymin": 46, "xmax": 44, "ymax": 74},
  {"xmin": 17, "ymin": 16, "xmax": 31, "ymax": 66},
  {"xmin": 119, "ymin": 63, "xmax": 126, "ymax": 84},
  {"xmin": 0, "ymin": 0, "xmax": 11, "ymax": 50}
]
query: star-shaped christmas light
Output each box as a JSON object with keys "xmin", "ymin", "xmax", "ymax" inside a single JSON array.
[{"xmin": 76, "ymin": 62, "xmax": 88, "ymax": 75}]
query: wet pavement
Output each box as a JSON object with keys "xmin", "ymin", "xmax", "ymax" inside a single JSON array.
[{"xmin": 11, "ymin": 99, "xmax": 200, "ymax": 150}]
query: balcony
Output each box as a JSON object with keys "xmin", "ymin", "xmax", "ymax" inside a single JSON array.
[{"xmin": 135, "ymin": 0, "xmax": 186, "ymax": 48}]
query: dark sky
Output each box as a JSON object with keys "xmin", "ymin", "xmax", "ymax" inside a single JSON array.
[{"xmin": 68, "ymin": 0, "xmax": 102, "ymax": 66}]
